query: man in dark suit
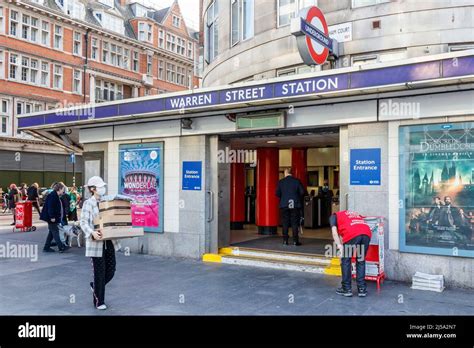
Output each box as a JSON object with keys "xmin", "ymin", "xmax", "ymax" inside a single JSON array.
[{"xmin": 276, "ymin": 168, "xmax": 305, "ymax": 246}]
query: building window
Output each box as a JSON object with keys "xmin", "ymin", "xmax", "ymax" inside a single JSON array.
[
  {"xmin": 231, "ymin": 0, "xmax": 254, "ymax": 46},
  {"xmin": 30, "ymin": 59, "xmax": 38, "ymax": 84},
  {"xmin": 187, "ymin": 42, "xmax": 193, "ymax": 59},
  {"xmin": 73, "ymin": 31, "xmax": 82, "ymax": 55},
  {"xmin": 158, "ymin": 60, "xmax": 164, "ymax": 80},
  {"xmin": 21, "ymin": 56, "xmax": 30, "ymax": 82},
  {"xmin": 0, "ymin": 50, "xmax": 4, "ymax": 79},
  {"xmin": 91, "ymin": 37, "xmax": 98, "ymax": 60},
  {"xmin": 177, "ymin": 38, "xmax": 186, "ymax": 55},
  {"xmin": 95, "ymin": 80, "xmax": 123, "ymax": 102},
  {"xmin": 111, "ymin": 44, "xmax": 117, "ymax": 65},
  {"xmin": 0, "ymin": 6, "xmax": 4, "ymax": 35},
  {"xmin": 277, "ymin": 0, "xmax": 317, "ymax": 27},
  {"xmin": 132, "ymin": 51, "xmax": 139, "ymax": 72},
  {"xmin": 159, "ymin": 30, "xmax": 164, "ymax": 48},
  {"xmin": 10, "ymin": 10, "xmax": 18, "ymax": 36},
  {"xmin": 123, "ymin": 48, "xmax": 130, "ymax": 69},
  {"xmin": 53, "ymin": 64, "xmax": 62, "ymax": 89},
  {"xmin": 0, "ymin": 99, "xmax": 9, "ymax": 135},
  {"xmin": 40, "ymin": 61, "xmax": 49, "ymax": 86},
  {"xmin": 146, "ymin": 54, "xmax": 153, "ymax": 76},
  {"xmin": 9, "ymin": 54, "xmax": 18, "ymax": 79},
  {"xmin": 166, "ymin": 62, "xmax": 175, "ymax": 83},
  {"xmin": 73, "ymin": 69, "xmax": 82, "ymax": 94},
  {"xmin": 138, "ymin": 22, "xmax": 152, "ymax": 43},
  {"xmin": 41, "ymin": 21, "xmax": 50, "ymax": 46},
  {"xmin": 102, "ymin": 41, "xmax": 109, "ymax": 63},
  {"xmin": 54, "ymin": 25, "xmax": 63, "ymax": 50},
  {"xmin": 172, "ymin": 15, "xmax": 181, "ymax": 28},
  {"xmin": 19, "ymin": 14, "xmax": 39, "ymax": 43},
  {"xmin": 205, "ymin": 1, "xmax": 219, "ymax": 63},
  {"xmin": 352, "ymin": 0, "xmax": 390, "ymax": 8},
  {"xmin": 188, "ymin": 69, "xmax": 192, "ymax": 88},
  {"xmin": 177, "ymin": 66, "xmax": 185, "ymax": 85}
]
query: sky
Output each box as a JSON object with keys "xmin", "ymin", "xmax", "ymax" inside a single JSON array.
[{"xmin": 139, "ymin": 0, "xmax": 201, "ymax": 30}]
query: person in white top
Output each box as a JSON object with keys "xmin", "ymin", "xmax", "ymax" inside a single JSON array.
[{"xmin": 80, "ymin": 176, "xmax": 121, "ymax": 310}]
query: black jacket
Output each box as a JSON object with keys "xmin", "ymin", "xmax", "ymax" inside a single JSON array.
[
  {"xmin": 275, "ymin": 175, "xmax": 305, "ymax": 209},
  {"xmin": 40, "ymin": 190, "xmax": 63, "ymax": 223},
  {"xmin": 27, "ymin": 185, "xmax": 39, "ymax": 201}
]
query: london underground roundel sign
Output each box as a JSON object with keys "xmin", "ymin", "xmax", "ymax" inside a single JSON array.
[{"xmin": 291, "ymin": 6, "xmax": 337, "ymax": 66}]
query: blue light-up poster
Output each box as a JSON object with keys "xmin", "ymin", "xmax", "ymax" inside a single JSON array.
[{"xmin": 119, "ymin": 142, "xmax": 164, "ymax": 233}]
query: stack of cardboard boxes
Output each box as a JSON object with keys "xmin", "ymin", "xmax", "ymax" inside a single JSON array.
[{"xmin": 93, "ymin": 199, "xmax": 144, "ymax": 240}]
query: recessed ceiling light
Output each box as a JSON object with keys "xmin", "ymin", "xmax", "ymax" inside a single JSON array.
[{"xmin": 267, "ymin": 140, "xmax": 278, "ymax": 144}]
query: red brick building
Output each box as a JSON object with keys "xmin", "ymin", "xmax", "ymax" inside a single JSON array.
[{"xmin": 0, "ymin": 0, "xmax": 199, "ymax": 189}]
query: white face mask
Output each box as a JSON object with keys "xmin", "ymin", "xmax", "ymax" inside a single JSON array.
[{"xmin": 96, "ymin": 186, "xmax": 106, "ymax": 196}]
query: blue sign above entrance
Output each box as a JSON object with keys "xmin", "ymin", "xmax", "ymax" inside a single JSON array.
[
  {"xmin": 350, "ymin": 148, "xmax": 381, "ymax": 186},
  {"xmin": 182, "ymin": 161, "xmax": 202, "ymax": 191},
  {"xmin": 17, "ymin": 55, "xmax": 474, "ymax": 130}
]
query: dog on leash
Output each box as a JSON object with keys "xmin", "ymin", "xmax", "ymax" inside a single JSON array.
[{"xmin": 60, "ymin": 222, "xmax": 84, "ymax": 247}]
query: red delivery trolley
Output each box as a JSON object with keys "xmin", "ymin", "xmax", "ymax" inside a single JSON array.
[
  {"xmin": 351, "ymin": 216, "xmax": 385, "ymax": 290},
  {"xmin": 14, "ymin": 201, "xmax": 36, "ymax": 232}
]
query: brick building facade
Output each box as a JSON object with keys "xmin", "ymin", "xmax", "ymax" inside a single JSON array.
[{"xmin": 0, "ymin": 0, "xmax": 199, "ymax": 189}]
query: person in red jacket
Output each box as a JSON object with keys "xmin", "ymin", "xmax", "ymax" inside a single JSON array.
[{"xmin": 330, "ymin": 210, "xmax": 372, "ymax": 297}]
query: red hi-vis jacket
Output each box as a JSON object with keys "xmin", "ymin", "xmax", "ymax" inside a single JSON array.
[{"xmin": 335, "ymin": 210, "xmax": 372, "ymax": 244}]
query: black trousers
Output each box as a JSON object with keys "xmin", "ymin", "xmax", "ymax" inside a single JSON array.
[
  {"xmin": 281, "ymin": 208, "xmax": 300, "ymax": 242},
  {"xmin": 44, "ymin": 222, "xmax": 66, "ymax": 251},
  {"xmin": 340, "ymin": 234, "xmax": 371, "ymax": 291},
  {"xmin": 31, "ymin": 201, "xmax": 41, "ymax": 214},
  {"xmin": 91, "ymin": 240, "xmax": 116, "ymax": 307}
]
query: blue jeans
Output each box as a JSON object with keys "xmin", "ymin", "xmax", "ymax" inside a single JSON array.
[{"xmin": 340, "ymin": 234, "xmax": 370, "ymax": 290}]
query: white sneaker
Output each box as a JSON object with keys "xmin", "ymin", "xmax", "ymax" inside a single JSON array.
[{"xmin": 96, "ymin": 304, "xmax": 107, "ymax": 310}]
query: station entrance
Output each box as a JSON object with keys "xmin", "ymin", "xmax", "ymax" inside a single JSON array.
[{"xmin": 220, "ymin": 127, "xmax": 341, "ymax": 256}]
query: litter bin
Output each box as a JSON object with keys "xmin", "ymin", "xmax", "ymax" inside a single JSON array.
[{"xmin": 14, "ymin": 201, "xmax": 36, "ymax": 232}]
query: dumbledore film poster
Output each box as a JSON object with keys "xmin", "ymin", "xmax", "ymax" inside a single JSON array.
[
  {"xmin": 399, "ymin": 122, "xmax": 474, "ymax": 257},
  {"xmin": 119, "ymin": 143, "xmax": 164, "ymax": 233}
]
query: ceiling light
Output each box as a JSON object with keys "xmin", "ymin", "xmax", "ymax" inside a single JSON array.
[{"xmin": 267, "ymin": 140, "xmax": 278, "ymax": 144}]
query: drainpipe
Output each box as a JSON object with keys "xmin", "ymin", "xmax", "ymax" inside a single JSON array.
[{"xmin": 83, "ymin": 29, "xmax": 91, "ymax": 103}]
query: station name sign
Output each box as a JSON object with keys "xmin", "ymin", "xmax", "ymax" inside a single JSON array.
[
  {"xmin": 17, "ymin": 55, "xmax": 474, "ymax": 129},
  {"xmin": 167, "ymin": 75, "xmax": 343, "ymax": 110}
]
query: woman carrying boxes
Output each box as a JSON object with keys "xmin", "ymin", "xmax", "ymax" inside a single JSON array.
[{"xmin": 80, "ymin": 176, "xmax": 121, "ymax": 310}]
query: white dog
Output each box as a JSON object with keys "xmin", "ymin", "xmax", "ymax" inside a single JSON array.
[{"xmin": 60, "ymin": 222, "xmax": 84, "ymax": 247}]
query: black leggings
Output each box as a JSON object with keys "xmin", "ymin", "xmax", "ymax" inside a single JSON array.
[{"xmin": 91, "ymin": 240, "xmax": 116, "ymax": 307}]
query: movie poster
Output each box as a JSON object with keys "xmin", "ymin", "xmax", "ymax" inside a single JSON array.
[
  {"xmin": 399, "ymin": 122, "xmax": 474, "ymax": 257},
  {"xmin": 119, "ymin": 143, "xmax": 164, "ymax": 233}
]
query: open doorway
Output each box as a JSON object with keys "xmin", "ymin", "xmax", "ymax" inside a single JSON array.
[{"xmin": 223, "ymin": 128, "xmax": 341, "ymax": 256}]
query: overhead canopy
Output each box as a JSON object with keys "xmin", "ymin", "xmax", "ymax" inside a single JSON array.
[{"xmin": 18, "ymin": 50, "xmax": 474, "ymax": 152}]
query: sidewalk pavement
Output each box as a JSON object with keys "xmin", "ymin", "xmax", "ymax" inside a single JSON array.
[{"xmin": 0, "ymin": 222, "xmax": 473, "ymax": 316}]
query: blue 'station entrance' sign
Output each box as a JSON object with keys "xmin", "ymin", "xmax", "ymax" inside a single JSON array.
[
  {"xmin": 350, "ymin": 148, "xmax": 381, "ymax": 185},
  {"xmin": 182, "ymin": 161, "xmax": 202, "ymax": 191}
]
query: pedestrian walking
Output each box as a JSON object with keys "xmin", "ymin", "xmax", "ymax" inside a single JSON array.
[
  {"xmin": 68, "ymin": 186, "xmax": 80, "ymax": 222},
  {"xmin": 8, "ymin": 184, "xmax": 21, "ymax": 226},
  {"xmin": 27, "ymin": 183, "xmax": 41, "ymax": 214},
  {"xmin": 40, "ymin": 182, "xmax": 70, "ymax": 253},
  {"xmin": 276, "ymin": 168, "xmax": 305, "ymax": 246},
  {"xmin": 80, "ymin": 176, "xmax": 121, "ymax": 310}
]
